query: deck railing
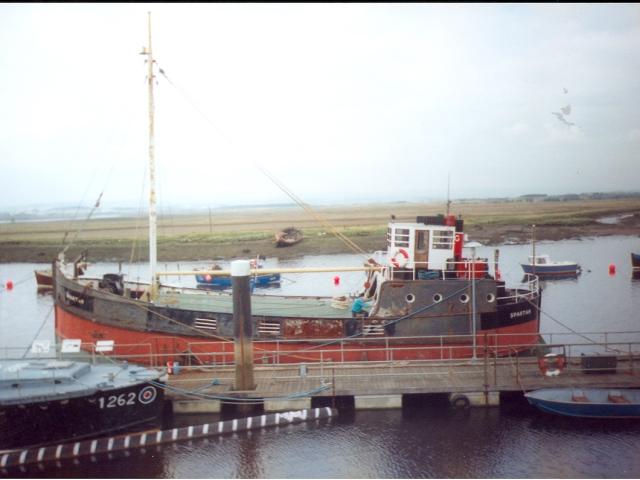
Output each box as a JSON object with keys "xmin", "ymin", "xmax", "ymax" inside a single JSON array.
[{"xmin": 4, "ymin": 330, "xmax": 640, "ymax": 371}]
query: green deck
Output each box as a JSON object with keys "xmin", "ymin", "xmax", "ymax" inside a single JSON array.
[{"xmin": 157, "ymin": 289, "xmax": 352, "ymax": 318}]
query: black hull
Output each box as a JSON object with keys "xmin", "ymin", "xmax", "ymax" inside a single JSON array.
[{"xmin": 0, "ymin": 381, "xmax": 164, "ymax": 450}]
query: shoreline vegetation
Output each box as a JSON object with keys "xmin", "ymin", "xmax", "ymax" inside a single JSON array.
[{"xmin": 1, "ymin": 199, "xmax": 639, "ymax": 264}]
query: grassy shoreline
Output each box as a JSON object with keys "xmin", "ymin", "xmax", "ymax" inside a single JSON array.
[{"xmin": 1, "ymin": 199, "xmax": 639, "ymax": 263}]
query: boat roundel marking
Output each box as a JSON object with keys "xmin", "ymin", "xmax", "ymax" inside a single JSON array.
[{"xmin": 138, "ymin": 386, "xmax": 157, "ymax": 404}]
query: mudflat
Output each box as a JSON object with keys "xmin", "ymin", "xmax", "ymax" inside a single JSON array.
[{"xmin": 1, "ymin": 199, "xmax": 639, "ymax": 263}]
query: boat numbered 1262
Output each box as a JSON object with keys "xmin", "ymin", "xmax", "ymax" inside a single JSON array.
[{"xmin": 0, "ymin": 359, "xmax": 164, "ymax": 450}]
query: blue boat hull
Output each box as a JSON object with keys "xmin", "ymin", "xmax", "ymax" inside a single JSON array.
[
  {"xmin": 521, "ymin": 264, "xmax": 579, "ymax": 276},
  {"xmin": 525, "ymin": 389, "xmax": 640, "ymax": 418},
  {"xmin": 196, "ymin": 273, "xmax": 281, "ymax": 288}
]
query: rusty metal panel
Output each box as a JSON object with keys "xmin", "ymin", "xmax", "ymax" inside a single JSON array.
[{"xmin": 282, "ymin": 318, "xmax": 344, "ymax": 338}]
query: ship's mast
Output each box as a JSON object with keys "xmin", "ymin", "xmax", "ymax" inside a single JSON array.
[
  {"xmin": 143, "ymin": 12, "xmax": 158, "ymax": 299},
  {"xmin": 446, "ymin": 173, "xmax": 451, "ymax": 216}
]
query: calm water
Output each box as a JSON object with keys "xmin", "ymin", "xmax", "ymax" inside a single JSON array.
[{"xmin": 1, "ymin": 235, "xmax": 640, "ymax": 478}]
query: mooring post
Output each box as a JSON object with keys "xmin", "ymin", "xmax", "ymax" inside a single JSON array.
[{"xmin": 232, "ymin": 260, "xmax": 255, "ymax": 392}]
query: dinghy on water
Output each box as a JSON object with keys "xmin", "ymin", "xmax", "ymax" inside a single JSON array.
[
  {"xmin": 196, "ymin": 257, "xmax": 281, "ymax": 289},
  {"xmin": 34, "ymin": 269, "xmax": 53, "ymax": 289},
  {"xmin": 525, "ymin": 388, "xmax": 640, "ymax": 418}
]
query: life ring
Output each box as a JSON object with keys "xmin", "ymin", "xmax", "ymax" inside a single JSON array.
[
  {"xmin": 389, "ymin": 247, "xmax": 410, "ymax": 268},
  {"xmin": 538, "ymin": 353, "xmax": 566, "ymax": 377}
]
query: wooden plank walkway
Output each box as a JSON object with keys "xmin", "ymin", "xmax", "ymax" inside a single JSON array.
[{"xmin": 165, "ymin": 355, "xmax": 640, "ymax": 401}]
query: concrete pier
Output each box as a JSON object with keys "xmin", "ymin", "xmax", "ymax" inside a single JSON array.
[
  {"xmin": 264, "ymin": 398, "xmax": 311, "ymax": 412},
  {"xmin": 354, "ymin": 394, "xmax": 403, "ymax": 410},
  {"xmin": 172, "ymin": 399, "xmax": 222, "ymax": 414}
]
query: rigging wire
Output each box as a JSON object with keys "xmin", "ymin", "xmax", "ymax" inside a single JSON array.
[
  {"xmin": 155, "ymin": 64, "xmax": 370, "ymax": 259},
  {"xmin": 525, "ymin": 296, "xmax": 624, "ymax": 353},
  {"xmin": 60, "ymin": 191, "xmax": 105, "ymax": 256},
  {"xmin": 20, "ymin": 306, "xmax": 54, "ymax": 359}
]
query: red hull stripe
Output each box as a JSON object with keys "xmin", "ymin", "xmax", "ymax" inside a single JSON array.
[{"xmin": 56, "ymin": 307, "xmax": 540, "ymax": 365}]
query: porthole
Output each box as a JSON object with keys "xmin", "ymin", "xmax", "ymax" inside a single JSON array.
[
  {"xmin": 459, "ymin": 294, "xmax": 470, "ymax": 304},
  {"xmin": 433, "ymin": 293, "xmax": 443, "ymax": 303},
  {"xmin": 486, "ymin": 293, "xmax": 496, "ymax": 303},
  {"xmin": 406, "ymin": 293, "xmax": 416, "ymax": 303}
]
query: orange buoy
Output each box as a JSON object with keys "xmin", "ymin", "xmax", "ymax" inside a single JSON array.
[
  {"xmin": 5, "ymin": 280, "xmax": 13, "ymax": 290},
  {"xmin": 608, "ymin": 263, "xmax": 616, "ymax": 275},
  {"xmin": 333, "ymin": 275, "xmax": 340, "ymax": 286}
]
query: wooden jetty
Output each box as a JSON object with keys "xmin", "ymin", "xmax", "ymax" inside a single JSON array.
[{"xmin": 166, "ymin": 353, "xmax": 640, "ymax": 412}]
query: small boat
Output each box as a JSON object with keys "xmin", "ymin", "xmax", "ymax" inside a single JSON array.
[
  {"xmin": 36, "ymin": 254, "xmax": 87, "ymax": 290},
  {"xmin": 525, "ymin": 388, "xmax": 640, "ymax": 418},
  {"xmin": 0, "ymin": 359, "xmax": 164, "ymax": 450},
  {"xmin": 632, "ymin": 252, "xmax": 640, "ymax": 271},
  {"xmin": 34, "ymin": 269, "xmax": 53, "ymax": 289},
  {"xmin": 274, "ymin": 227, "xmax": 303, "ymax": 247},
  {"xmin": 196, "ymin": 258, "xmax": 281, "ymax": 289},
  {"xmin": 521, "ymin": 255, "xmax": 581, "ymax": 277}
]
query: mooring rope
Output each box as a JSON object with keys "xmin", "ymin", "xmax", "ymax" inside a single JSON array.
[{"xmin": 146, "ymin": 378, "xmax": 331, "ymax": 404}]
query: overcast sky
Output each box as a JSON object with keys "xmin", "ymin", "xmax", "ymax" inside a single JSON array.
[{"xmin": 1, "ymin": 3, "xmax": 639, "ymax": 211}]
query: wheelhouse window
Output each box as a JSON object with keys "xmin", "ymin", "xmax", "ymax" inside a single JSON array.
[
  {"xmin": 432, "ymin": 230, "xmax": 454, "ymax": 249},
  {"xmin": 394, "ymin": 228, "xmax": 410, "ymax": 247}
]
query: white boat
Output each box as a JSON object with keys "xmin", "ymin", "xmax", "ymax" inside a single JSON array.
[{"xmin": 521, "ymin": 254, "xmax": 581, "ymax": 277}]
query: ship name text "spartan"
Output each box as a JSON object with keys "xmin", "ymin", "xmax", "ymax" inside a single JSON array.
[{"xmin": 510, "ymin": 309, "xmax": 532, "ymax": 319}]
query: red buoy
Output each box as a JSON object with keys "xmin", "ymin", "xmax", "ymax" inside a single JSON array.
[
  {"xmin": 333, "ymin": 275, "xmax": 340, "ymax": 286},
  {"xmin": 5, "ymin": 280, "xmax": 13, "ymax": 290},
  {"xmin": 608, "ymin": 264, "xmax": 616, "ymax": 275}
]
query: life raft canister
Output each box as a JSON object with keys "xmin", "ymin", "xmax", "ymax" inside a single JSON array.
[
  {"xmin": 538, "ymin": 353, "xmax": 566, "ymax": 377},
  {"xmin": 389, "ymin": 247, "xmax": 410, "ymax": 268}
]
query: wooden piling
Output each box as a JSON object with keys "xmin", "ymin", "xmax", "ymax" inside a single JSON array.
[{"xmin": 231, "ymin": 260, "xmax": 255, "ymax": 392}]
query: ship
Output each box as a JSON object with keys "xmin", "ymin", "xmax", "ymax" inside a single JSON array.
[
  {"xmin": 53, "ymin": 16, "xmax": 541, "ymax": 366},
  {"xmin": 54, "ymin": 211, "xmax": 541, "ymax": 365},
  {"xmin": 0, "ymin": 358, "xmax": 164, "ymax": 450}
]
